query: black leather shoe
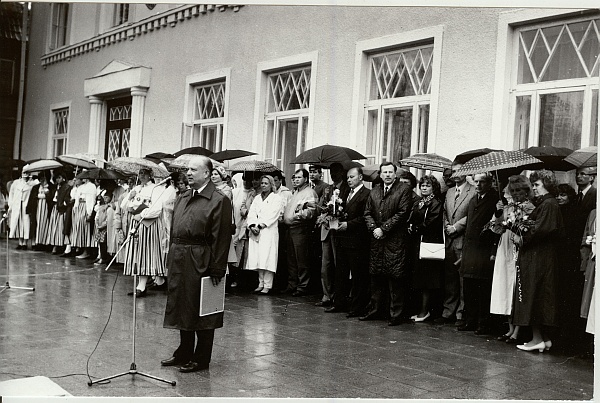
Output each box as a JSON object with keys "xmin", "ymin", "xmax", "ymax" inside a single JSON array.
[
  {"xmin": 358, "ymin": 312, "xmax": 378, "ymax": 321},
  {"xmin": 324, "ymin": 306, "xmax": 345, "ymax": 313},
  {"xmin": 161, "ymin": 356, "xmax": 186, "ymax": 367},
  {"xmin": 179, "ymin": 361, "xmax": 209, "ymax": 373}
]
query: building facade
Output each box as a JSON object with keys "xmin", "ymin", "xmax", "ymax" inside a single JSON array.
[{"xmin": 19, "ymin": 4, "xmax": 599, "ymax": 180}]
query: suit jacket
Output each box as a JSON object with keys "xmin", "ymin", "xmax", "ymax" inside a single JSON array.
[
  {"xmin": 443, "ymin": 182, "xmax": 476, "ymax": 250},
  {"xmin": 311, "ymin": 180, "xmax": 329, "ymax": 200},
  {"xmin": 55, "ymin": 182, "xmax": 72, "ymax": 213},
  {"xmin": 574, "ymin": 186, "xmax": 597, "ymax": 241},
  {"xmin": 460, "ymin": 191, "xmax": 500, "ymax": 279},
  {"xmin": 319, "ymin": 181, "xmax": 351, "ymax": 241},
  {"xmin": 334, "ymin": 185, "xmax": 370, "ymax": 249}
]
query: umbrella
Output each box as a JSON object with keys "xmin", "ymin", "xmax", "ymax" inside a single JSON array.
[
  {"xmin": 173, "ymin": 146, "xmax": 213, "ymax": 157},
  {"xmin": 229, "ymin": 160, "xmax": 280, "ymax": 173},
  {"xmin": 522, "ymin": 145, "xmax": 576, "ymax": 171},
  {"xmin": 57, "ymin": 153, "xmax": 105, "ymax": 168},
  {"xmin": 290, "ymin": 144, "xmax": 366, "ymax": 164},
  {"xmin": 400, "ymin": 153, "xmax": 453, "ymax": 172},
  {"xmin": 453, "ymin": 148, "xmax": 502, "ymax": 164},
  {"xmin": 210, "ymin": 149, "xmax": 257, "ymax": 162},
  {"xmin": 564, "ymin": 146, "xmax": 597, "ymax": 168},
  {"xmin": 107, "ymin": 157, "xmax": 169, "ymax": 178},
  {"xmin": 75, "ymin": 168, "xmax": 128, "ymax": 181},
  {"xmin": 361, "ymin": 163, "xmax": 381, "ymax": 182},
  {"xmin": 311, "ymin": 160, "xmax": 364, "ymax": 171},
  {"xmin": 22, "ymin": 159, "xmax": 63, "ymax": 173},
  {"xmin": 144, "ymin": 152, "xmax": 175, "ymax": 165},
  {"xmin": 455, "ymin": 150, "xmax": 542, "ymax": 176},
  {"xmin": 0, "ymin": 158, "xmax": 26, "ymax": 169},
  {"xmin": 168, "ymin": 154, "xmax": 224, "ymax": 170}
]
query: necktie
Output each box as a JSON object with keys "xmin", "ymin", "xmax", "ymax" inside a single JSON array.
[
  {"xmin": 454, "ymin": 189, "xmax": 460, "ymax": 201},
  {"xmin": 578, "ymin": 191, "xmax": 584, "ymax": 205},
  {"xmin": 347, "ymin": 189, "xmax": 354, "ymax": 203},
  {"xmin": 384, "ymin": 186, "xmax": 389, "ymax": 196}
]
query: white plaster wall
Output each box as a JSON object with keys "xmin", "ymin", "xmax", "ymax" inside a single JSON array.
[{"xmin": 22, "ymin": 4, "xmax": 537, "ymax": 163}]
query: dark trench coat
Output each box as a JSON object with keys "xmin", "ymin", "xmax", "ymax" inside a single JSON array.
[
  {"xmin": 163, "ymin": 182, "xmax": 233, "ymax": 332},
  {"xmin": 364, "ymin": 180, "xmax": 414, "ymax": 278}
]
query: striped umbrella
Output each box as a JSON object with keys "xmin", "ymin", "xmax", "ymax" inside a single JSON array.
[
  {"xmin": 107, "ymin": 157, "xmax": 169, "ymax": 178},
  {"xmin": 229, "ymin": 160, "xmax": 279, "ymax": 173},
  {"xmin": 400, "ymin": 153, "xmax": 453, "ymax": 172},
  {"xmin": 454, "ymin": 150, "xmax": 542, "ymax": 176},
  {"xmin": 22, "ymin": 159, "xmax": 63, "ymax": 173}
]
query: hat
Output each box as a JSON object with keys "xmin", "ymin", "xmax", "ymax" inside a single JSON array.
[
  {"xmin": 214, "ymin": 165, "xmax": 229, "ymax": 180},
  {"xmin": 578, "ymin": 166, "xmax": 597, "ymax": 175}
]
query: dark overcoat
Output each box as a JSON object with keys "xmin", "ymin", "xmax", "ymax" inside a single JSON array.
[
  {"xmin": 512, "ymin": 194, "xmax": 562, "ymax": 327},
  {"xmin": 364, "ymin": 180, "xmax": 414, "ymax": 278},
  {"xmin": 163, "ymin": 182, "xmax": 233, "ymax": 332},
  {"xmin": 460, "ymin": 191, "xmax": 499, "ymax": 280}
]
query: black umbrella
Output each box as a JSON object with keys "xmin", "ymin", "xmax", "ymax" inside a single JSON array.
[
  {"xmin": 290, "ymin": 144, "xmax": 366, "ymax": 164},
  {"xmin": 210, "ymin": 149, "xmax": 257, "ymax": 162},
  {"xmin": 173, "ymin": 146, "xmax": 213, "ymax": 157},
  {"xmin": 76, "ymin": 168, "xmax": 129, "ymax": 180},
  {"xmin": 522, "ymin": 145, "xmax": 576, "ymax": 171},
  {"xmin": 144, "ymin": 152, "xmax": 175, "ymax": 165},
  {"xmin": 453, "ymin": 148, "xmax": 502, "ymax": 164}
]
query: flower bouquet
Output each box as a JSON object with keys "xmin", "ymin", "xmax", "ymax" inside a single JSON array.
[{"xmin": 316, "ymin": 189, "xmax": 347, "ymax": 230}]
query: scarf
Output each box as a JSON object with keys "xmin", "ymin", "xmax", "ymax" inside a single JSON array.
[{"xmin": 418, "ymin": 193, "xmax": 435, "ymax": 209}]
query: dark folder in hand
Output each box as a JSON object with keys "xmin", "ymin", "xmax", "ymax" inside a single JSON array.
[{"xmin": 199, "ymin": 276, "xmax": 226, "ymax": 317}]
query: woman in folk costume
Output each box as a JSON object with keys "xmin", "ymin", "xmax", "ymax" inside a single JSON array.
[
  {"xmin": 48, "ymin": 170, "xmax": 72, "ymax": 254},
  {"xmin": 26, "ymin": 171, "xmax": 55, "ymax": 250},
  {"xmin": 211, "ymin": 166, "xmax": 238, "ymax": 268},
  {"xmin": 231, "ymin": 174, "xmax": 259, "ymax": 288},
  {"xmin": 71, "ymin": 177, "xmax": 97, "ymax": 259},
  {"xmin": 490, "ymin": 176, "xmax": 535, "ymax": 344},
  {"xmin": 106, "ymin": 182, "xmax": 126, "ymax": 258},
  {"xmin": 65, "ymin": 177, "xmax": 81, "ymax": 257},
  {"xmin": 123, "ymin": 168, "xmax": 166, "ymax": 297},
  {"xmin": 7, "ymin": 171, "xmax": 33, "ymax": 249},
  {"xmin": 114, "ymin": 177, "xmax": 135, "ymax": 264},
  {"xmin": 245, "ymin": 175, "xmax": 283, "ymax": 295}
]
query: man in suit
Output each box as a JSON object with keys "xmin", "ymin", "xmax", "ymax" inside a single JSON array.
[
  {"xmin": 325, "ymin": 167, "xmax": 370, "ymax": 315},
  {"xmin": 458, "ymin": 173, "xmax": 499, "ymax": 334},
  {"xmin": 309, "ymin": 165, "xmax": 329, "ymax": 199},
  {"xmin": 435, "ymin": 162, "xmax": 476, "ymax": 326},
  {"xmin": 315, "ymin": 162, "xmax": 350, "ymax": 307},
  {"xmin": 574, "ymin": 166, "xmax": 597, "ymax": 240},
  {"xmin": 362, "ymin": 162, "xmax": 414, "ymax": 326}
]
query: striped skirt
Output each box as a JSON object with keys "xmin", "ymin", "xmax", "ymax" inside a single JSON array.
[
  {"xmin": 48, "ymin": 206, "xmax": 66, "ymax": 246},
  {"xmin": 123, "ymin": 217, "xmax": 165, "ymax": 276},
  {"xmin": 71, "ymin": 203, "xmax": 94, "ymax": 248},
  {"xmin": 35, "ymin": 201, "xmax": 51, "ymax": 245},
  {"xmin": 106, "ymin": 207, "xmax": 118, "ymax": 255}
]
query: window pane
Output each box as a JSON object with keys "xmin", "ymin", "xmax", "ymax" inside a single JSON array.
[
  {"xmin": 365, "ymin": 109, "xmax": 378, "ymax": 164},
  {"xmin": 195, "ymin": 82, "xmax": 226, "ymax": 120},
  {"xmin": 542, "ymin": 25, "xmax": 587, "ymax": 81},
  {"xmin": 382, "ymin": 108, "xmax": 412, "ymax": 163},
  {"xmin": 53, "ymin": 138, "xmax": 65, "ymax": 158},
  {"xmin": 591, "ymin": 89, "xmax": 598, "ymax": 146},
  {"xmin": 513, "ymin": 95, "xmax": 531, "ymax": 149},
  {"xmin": 264, "ymin": 120, "xmax": 274, "ymax": 162},
  {"xmin": 418, "ymin": 105, "xmax": 429, "ymax": 153},
  {"xmin": 280, "ymin": 119, "xmax": 298, "ymax": 182},
  {"xmin": 202, "ymin": 125, "xmax": 217, "ymax": 151},
  {"xmin": 192, "ymin": 125, "xmax": 202, "ymax": 147},
  {"xmin": 517, "ymin": 35, "xmax": 535, "ymax": 84},
  {"xmin": 539, "ymin": 91, "xmax": 583, "ymax": 149},
  {"xmin": 300, "ymin": 116, "xmax": 308, "ymax": 154},
  {"xmin": 268, "ymin": 67, "xmax": 311, "ymax": 113}
]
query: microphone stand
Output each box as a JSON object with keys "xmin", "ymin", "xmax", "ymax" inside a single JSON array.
[
  {"xmin": 0, "ymin": 214, "xmax": 35, "ymax": 294},
  {"xmin": 89, "ymin": 218, "xmax": 175, "ymax": 387}
]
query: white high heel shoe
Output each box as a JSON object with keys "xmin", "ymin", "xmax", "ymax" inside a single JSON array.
[
  {"xmin": 517, "ymin": 341, "xmax": 546, "ymax": 352},
  {"xmin": 544, "ymin": 340, "xmax": 552, "ymax": 351}
]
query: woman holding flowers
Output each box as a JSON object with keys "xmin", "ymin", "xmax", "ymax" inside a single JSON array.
[
  {"xmin": 512, "ymin": 170, "xmax": 563, "ymax": 352},
  {"xmin": 490, "ymin": 175, "xmax": 535, "ymax": 344}
]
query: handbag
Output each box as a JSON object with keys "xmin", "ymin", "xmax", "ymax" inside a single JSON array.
[{"xmin": 418, "ymin": 207, "xmax": 446, "ymax": 261}]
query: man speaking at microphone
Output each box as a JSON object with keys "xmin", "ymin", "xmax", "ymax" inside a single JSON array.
[{"xmin": 161, "ymin": 155, "xmax": 233, "ymax": 372}]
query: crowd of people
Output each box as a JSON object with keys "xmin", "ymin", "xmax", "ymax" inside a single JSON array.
[{"xmin": 1, "ymin": 155, "xmax": 597, "ymax": 358}]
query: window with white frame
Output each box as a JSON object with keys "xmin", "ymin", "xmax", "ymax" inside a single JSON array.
[
  {"xmin": 52, "ymin": 108, "xmax": 69, "ymax": 157},
  {"xmin": 264, "ymin": 65, "xmax": 311, "ymax": 181},
  {"xmin": 113, "ymin": 3, "xmax": 130, "ymax": 27},
  {"xmin": 511, "ymin": 16, "xmax": 599, "ymax": 150},
  {"xmin": 49, "ymin": 3, "xmax": 69, "ymax": 50},
  {"xmin": 364, "ymin": 43, "xmax": 433, "ymax": 165},
  {"xmin": 188, "ymin": 80, "xmax": 226, "ymax": 152}
]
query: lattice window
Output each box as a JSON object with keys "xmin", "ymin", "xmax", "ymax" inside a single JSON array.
[
  {"xmin": 109, "ymin": 105, "xmax": 132, "ymax": 121},
  {"xmin": 107, "ymin": 129, "xmax": 130, "ymax": 161},
  {"xmin": 51, "ymin": 107, "xmax": 69, "ymax": 157},
  {"xmin": 194, "ymin": 82, "xmax": 225, "ymax": 120},
  {"xmin": 370, "ymin": 45, "xmax": 433, "ymax": 100},
  {"xmin": 512, "ymin": 16, "xmax": 599, "ymax": 150},
  {"xmin": 122, "ymin": 128, "xmax": 130, "ymax": 156},
  {"xmin": 268, "ymin": 67, "xmax": 311, "ymax": 112},
  {"xmin": 517, "ymin": 19, "xmax": 599, "ymax": 84}
]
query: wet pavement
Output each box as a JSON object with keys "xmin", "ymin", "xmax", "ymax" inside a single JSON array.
[{"xmin": 0, "ymin": 238, "xmax": 594, "ymax": 399}]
